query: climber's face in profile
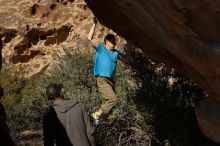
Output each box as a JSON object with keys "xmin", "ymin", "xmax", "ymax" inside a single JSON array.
[
  {"xmin": 106, "ymin": 39, "xmax": 116, "ymax": 50},
  {"xmin": 104, "ymin": 34, "xmax": 116, "ymax": 51}
]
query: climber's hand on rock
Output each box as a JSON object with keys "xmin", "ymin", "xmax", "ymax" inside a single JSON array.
[{"xmin": 93, "ymin": 17, "xmax": 98, "ymax": 24}]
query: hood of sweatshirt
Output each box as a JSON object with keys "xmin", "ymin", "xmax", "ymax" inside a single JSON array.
[{"xmin": 53, "ymin": 100, "xmax": 78, "ymax": 113}]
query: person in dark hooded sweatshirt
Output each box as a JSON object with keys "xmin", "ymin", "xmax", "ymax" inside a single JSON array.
[{"xmin": 43, "ymin": 83, "xmax": 96, "ymax": 146}]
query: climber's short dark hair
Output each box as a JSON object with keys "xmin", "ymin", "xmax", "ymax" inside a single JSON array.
[{"xmin": 104, "ymin": 34, "xmax": 116, "ymax": 46}]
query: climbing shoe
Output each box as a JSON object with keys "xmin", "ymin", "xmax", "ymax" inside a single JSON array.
[{"xmin": 91, "ymin": 112, "xmax": 100, "ymax": 126}]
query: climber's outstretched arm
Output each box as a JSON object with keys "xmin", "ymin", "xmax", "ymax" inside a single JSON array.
[{"xmin": 88, "ymin": 18, "xmax": 99, "ymax": 49}]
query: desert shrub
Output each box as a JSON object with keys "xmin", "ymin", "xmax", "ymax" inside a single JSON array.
[
  {"xmin": 0, "ymin": 64, "xmax": 48, "ymax": 141},
  {"xmin": 0, "ymin": 45, "xmax": 218, "ymax": 146},
  {"xmin": 0, "ymin": 48, "xmax": 153, "ymax": 145},
  {"xmin": 127, "ymin": 48, "xmax": 219, "ymax": 146},
  {"xmin": 42, "ymin": 48, "xmax": 153, "ymax": 145}
]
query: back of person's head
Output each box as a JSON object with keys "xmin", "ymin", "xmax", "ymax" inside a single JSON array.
[
  {"xmin": 104, "ymin": 34, "xmax": 116, "ymax": 46},
  {"xmin": 46, "ymin": 83, "xmax": 63, "ymax": 100}
]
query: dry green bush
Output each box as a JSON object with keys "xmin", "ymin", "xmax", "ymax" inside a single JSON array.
[
  {"xmin": 0, "ymin": 48, "xmax": 152, "ymax": 145},
  {"xmin": 0, "ymin": 64, "xmax": 48, "ymax": 141},
  {"xmin": 43, "ymin": 49, "xmax": 153, "ymax": 145},
  {"xmin": 0, "ymin": 46, "xmax": 219, "ymax": 146}
]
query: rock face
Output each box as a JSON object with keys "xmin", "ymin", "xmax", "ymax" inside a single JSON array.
[
  {"xmin": 85, "ymin": 0, "xmax": 220, "ymax": 143},
  {"xmin": 0, "ymin": 0, "xmax": 116, "ymax": 77}
]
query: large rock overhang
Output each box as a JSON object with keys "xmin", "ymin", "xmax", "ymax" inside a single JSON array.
[{"xmin": 85, "ymin": 0, "xmax": 220, "ymax": 143}]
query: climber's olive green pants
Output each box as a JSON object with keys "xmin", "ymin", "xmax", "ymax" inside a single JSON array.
[{"xmin": 96, "ymin": 77, "xmax": 117, "ymax": 115}]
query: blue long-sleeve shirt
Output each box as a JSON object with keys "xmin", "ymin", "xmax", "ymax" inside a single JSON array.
[{"xmin": 94, "ymin": 43, "xmax": 123, "ymax": 78}]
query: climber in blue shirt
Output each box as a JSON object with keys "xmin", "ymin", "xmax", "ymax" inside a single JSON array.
[{"xmin": 88, "ymin": 18, "xmax": 132, "ymax": 125}]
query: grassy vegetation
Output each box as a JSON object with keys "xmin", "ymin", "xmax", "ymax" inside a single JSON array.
[{"xmin": 0, "ymin": 46, "xmax": 219, "ymax": 146}]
